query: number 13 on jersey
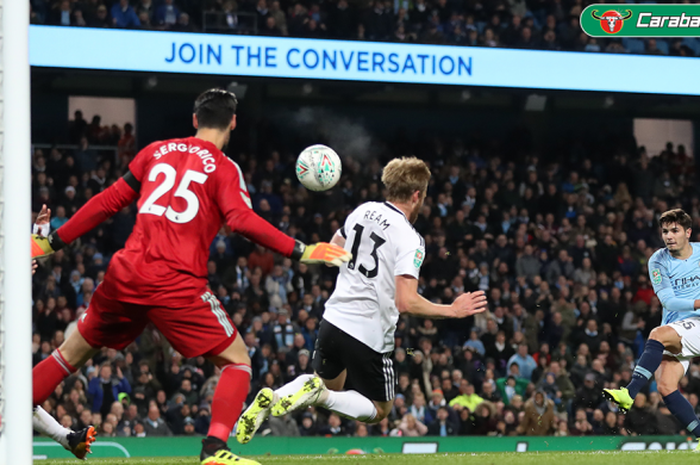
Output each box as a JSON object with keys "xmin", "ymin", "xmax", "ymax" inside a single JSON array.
[{"xmin": 347, "ymin": 224, "xmax": 386, "ymax": 279}]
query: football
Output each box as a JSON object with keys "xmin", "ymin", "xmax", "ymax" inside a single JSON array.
[{"xmin": 295, "ymin": 144, "xmax": 342, "ymax": 192}]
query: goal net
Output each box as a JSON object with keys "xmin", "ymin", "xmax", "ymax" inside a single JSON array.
[{"xmin": 0, "ymin": 0, "xmax": 34, "ymax": 463}]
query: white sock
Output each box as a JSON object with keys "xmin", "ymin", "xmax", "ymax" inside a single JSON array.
[
  {"xmin": 33, "ymin": 406, "xmax": 71, "ymax": 449},
  {"xmin": 274, "ymin": 374, "xmax": 315, "ymax": 399},
  {"xmin": 318, "ymin": 390, "xmax": 378, "ymax": 422}
]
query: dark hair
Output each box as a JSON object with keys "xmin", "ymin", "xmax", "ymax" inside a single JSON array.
[
  {"xmin": 659, "ymin": 208, "xmax": 692, "ymax": 231},
  {"xmin": 193, "ymin": 89, "xmax": 238, "ymax": 130}
]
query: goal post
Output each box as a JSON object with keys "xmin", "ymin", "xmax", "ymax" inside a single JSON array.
[{"xmin": 0, "ymin": 0, "xmax": 34, "ymax": 463}]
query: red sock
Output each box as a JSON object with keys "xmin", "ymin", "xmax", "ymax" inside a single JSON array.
[
  {"xmin": 33, "ymin": 350, "xmax": 75, "ymax": 405},
  {"xmin": 207, "ymin": 363, "xmax": 251, "ymax": 442}
]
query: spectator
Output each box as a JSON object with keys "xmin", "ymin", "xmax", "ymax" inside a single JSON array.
[
  {"xmin": 573, "ymin": 373, "xmax": 603, "ymax": 413},
  {"xmin": 319, "ymin": 413, "xmax": 346, "ymax": 436},
  {"xmin": 87, "ymin": 363, "xmax": 131, "ymax": 418},
  {"xmin": 448, "ymin": 380, "xmax": 484, "ymax": 413},
  {"xmin": 427, "ymin": 406, "xmax": 457, "ymax": 436},
  {"xmin": 137, "ymin": 0, "xmax": 156, "ymax": 24},
  {"xmin": 155, "ymin": 0, "xmax": 180, "ymax": 27},
  {"xmin": 515, "ymin": 244, "xmax": 540, "ymax": 280},
  {"xmin": 625, "ymin": 393, "xmax": 657, "ymax": 435},
  {"xmin": 569, "ymin": 408, "xmax": 593, "ymax": 436},
  {"xmin": 111, "ymin": 0, "xmax": 141, "ymax": 28},
  {"xmin": 88, "ymin": 4, "xmax": 111, "ymax": 27},
  {"xmin": 269, "ymin": 413, "xmax": 300, "ymax": 436},
  {"xmin": 518, "ymin": 391, "xmax": 556, "ymax": 435},
  {"xmin": 50, "ymin": 206, "xmax": 69, "ymax": 230},
  {"xmin": 507, "ymin": 344, "xmax": 537, "ymax": 381},
  {"xmin": 50, "ymin": 0, "xmax": 73, "ymax": 26},
  {"xmin": 143, "ymin": 403, "xmax": 173, "ymax": 436},
  {"xmin": 398, "ymin": 413, "xmax": 428, "ymax": 437}
]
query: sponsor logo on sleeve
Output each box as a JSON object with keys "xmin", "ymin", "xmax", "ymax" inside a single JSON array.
[
  {"xmin": 652, "ymin": 269, "xmax": 662, "ymax": 285},
  {"xmin": 414, "ymin": 249, "xmax": 424, "ymax": 268}
]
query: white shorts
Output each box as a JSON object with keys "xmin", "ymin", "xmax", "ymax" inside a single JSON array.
[{"xmin": 663, "ymin": 316, "xmax": 700, "ymax": 374}]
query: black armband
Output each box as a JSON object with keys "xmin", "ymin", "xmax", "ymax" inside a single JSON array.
[
  {"xmin": 291, "ymin": 240, "xmax": 306, "ymax": 261},
  {"xmin": 48, "ymin": 231, "xmax": 66, "ymax": 252},
  {"xmin": 123, "ymin": 170, "xmax": 141, "ymax": 192}
]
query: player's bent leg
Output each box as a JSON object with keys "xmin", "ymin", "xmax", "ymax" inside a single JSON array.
[
  {"xmin": 289, "ymin": 370, "xmax": 383, "ymax": 424},
  {"xmin": 650, "ymin": 325, "xmax": 683, "ymax": 354},
  {"xmin": 654, "ymin": 356, "xmax": 700, "ymax": 442},
  {"xmin": 620, "ymin": 324, "xmax": 682, "ymax": 400},
  {"xmin": 322, "ymin": 370, "xmax": 347, "ymax": 392},
  {"xmin": 59, "ymin": 327, "xmax": 101, "ymax": 367},
  {"xmin": 655, "ymin": 356, "xmax": 686, "ymax": 397},
  {"xmin": 32, "ymin": 330, "xmax": 98, "ymax": 406},
  {"xmin": 201, "ymin": 333, "xmax": 253, "ymax": 461},
  {"xmin": 369, "ymin": 399, "xmax": 394, "ymax": 424},
  {"xmin": 206, "ymin": 329, "xmax": 251, "ymax": 367},
  {"xmin": 316, "ymin": 387, "xmax": 382, "ymax": 423}
]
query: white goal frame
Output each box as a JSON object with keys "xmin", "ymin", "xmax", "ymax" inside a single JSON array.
[{"xmin": 0, "ymin": 0, "xmax": 33, "ymax": 463}]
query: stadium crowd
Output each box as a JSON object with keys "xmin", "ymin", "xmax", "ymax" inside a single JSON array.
[
  {"xmin": 30, "ymin": 0, "xmax": 700, "ymax": 56},
  {"xmin": 31, "ymin": 110, "xmax": 700, "ymax": 440}
]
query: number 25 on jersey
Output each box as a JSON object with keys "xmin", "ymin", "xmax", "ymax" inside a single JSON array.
[{"xmin": 139, "ymin": 163, "xmax": 207, "ymax": 224}]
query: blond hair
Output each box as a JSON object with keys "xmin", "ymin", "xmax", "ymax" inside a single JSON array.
[{"xmin": 381, "ymin": 157, "xmax": 431, "ymax": 203}]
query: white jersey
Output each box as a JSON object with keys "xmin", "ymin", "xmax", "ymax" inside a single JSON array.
[{"xmin": 323, "ymin": 201, "xmax": 425, "ymax": 353}]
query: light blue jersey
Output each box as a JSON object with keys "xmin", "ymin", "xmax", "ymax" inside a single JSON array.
[{"xmin": 649, "ymin": 243, "xmax": 700, "ymax": 325}]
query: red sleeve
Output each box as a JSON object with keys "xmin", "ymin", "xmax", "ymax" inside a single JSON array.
[
  {"xmin": 56, "ymin": 178, "xmax": 139, "ymax": 244},
  {"xmin": 215, "ymin": 160, "xmax": 295, "ymax": 257}
]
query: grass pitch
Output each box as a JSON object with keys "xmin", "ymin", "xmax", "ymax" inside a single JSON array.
[{"xmin": 36, "ymin": 451, "xmax": 700, "ymax": 465}]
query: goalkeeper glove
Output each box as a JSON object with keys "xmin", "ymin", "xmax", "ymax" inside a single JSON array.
[
  {"xmin": 292, "ymin": 241, "xmax": 351, "ymax": 267},
  {"xmin": 31, "ymin": 232, "xmax": 66, "ymax": 259}
]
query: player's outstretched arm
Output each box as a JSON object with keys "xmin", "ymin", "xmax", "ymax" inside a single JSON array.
[
  {"xmin": 229, "ymin": 207, "xmax": 350, "ymax": 267},
  {"xmin": 294, "ymin": 241, "xmax": 350, "ymax": 267},
  {"xmin": 31, "ymin": 173, "xmax": 140, "ymax": 259},
  {"xmin": 395, "ymin": 275, "xmax": 488, "ymax": 319}
]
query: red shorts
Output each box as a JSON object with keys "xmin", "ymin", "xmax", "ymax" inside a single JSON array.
[{"xmin": 78, "ymin": 284, "xmax": 237, "ymax": 358}]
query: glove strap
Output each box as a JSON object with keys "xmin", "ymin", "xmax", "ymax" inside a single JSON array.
[
  {"xmin": 291, "ymin": 240, "xmax": 306, "ymax": 261},
  {"xmin": 48, "ymin": 231, "xmax": 66, "ymax": 252}
]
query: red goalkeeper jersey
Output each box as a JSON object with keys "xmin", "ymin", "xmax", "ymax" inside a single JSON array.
[{"xmin": 92, "ymin": 137, "xmax": 294, "ymax": 306}]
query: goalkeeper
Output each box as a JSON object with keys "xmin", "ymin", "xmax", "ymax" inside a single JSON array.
[{"xmin": 30, "ymin": 88, "xmax": 350, "ymax": 465}]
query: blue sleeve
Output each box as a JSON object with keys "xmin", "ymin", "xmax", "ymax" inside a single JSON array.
[
  {"xmin": 119, "ymin": 377, "xmax": 132, "ymax": 394},
  {"xmin": 131, "ymin": 10, "xmax": 141, "ymax": 26},
  {"xmin": 87, "ymin": 378, "xmax": 98, "ymax": 396},
  {"xmin": 649, "ymin": 255, "xmax": 695, "ymax": 312}
]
